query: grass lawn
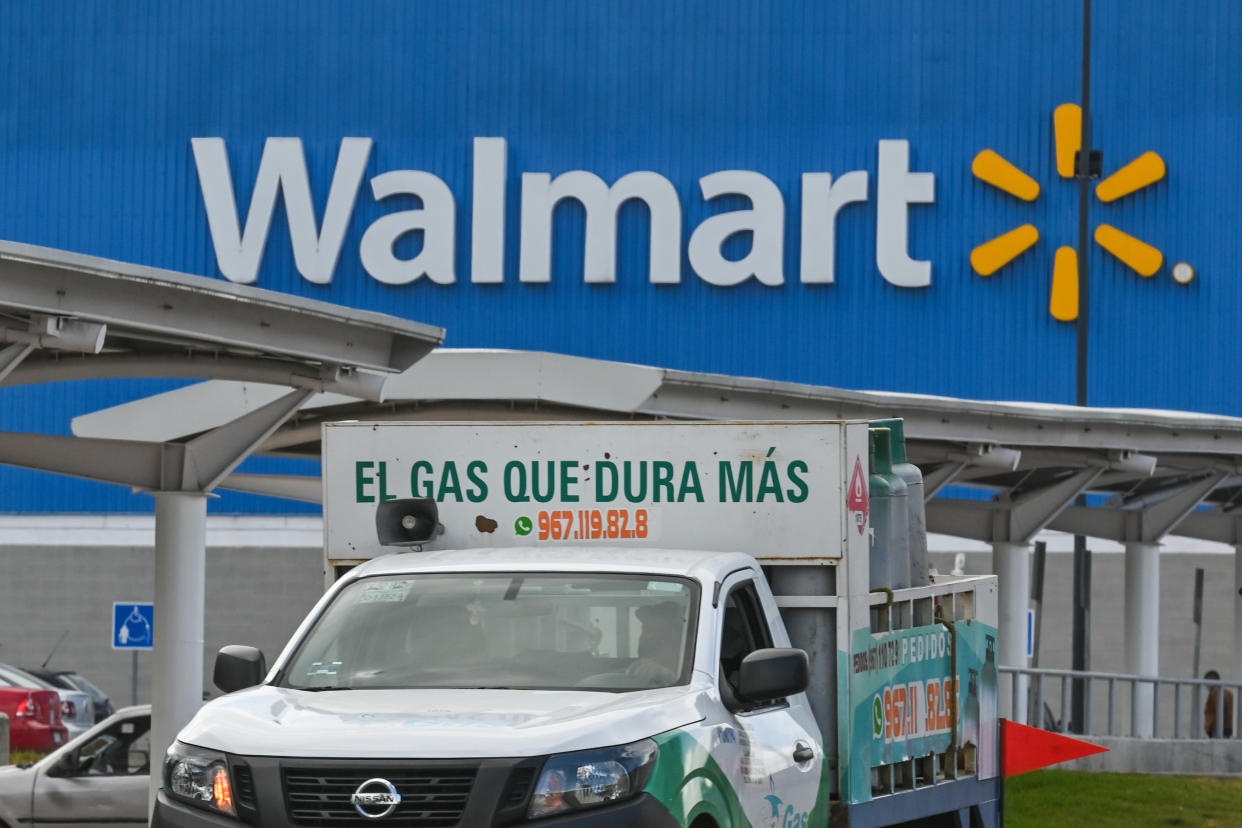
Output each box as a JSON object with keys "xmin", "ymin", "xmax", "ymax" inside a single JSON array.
[{"xmin": 1006, "ymin": 770, "xmax": 1242, "ymax": 827}]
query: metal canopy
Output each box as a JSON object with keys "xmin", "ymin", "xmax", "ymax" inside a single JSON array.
[
  {"xmin": 74, "ymin": 349, "xmax": 1242, "ymax": 546},
  {"xmin": 0, "ymin": 241, "xmax": 442, "ymax": 399},
  {"xmin": 0, "ymin": 241, "xmax": 446, "ymax": 813}
]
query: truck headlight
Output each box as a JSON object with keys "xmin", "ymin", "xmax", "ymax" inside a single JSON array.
[
  {"xmin": 528, "ymin": 738, "xmax": 657, "ymax": 820},
  {"xmin": 163, "ymin": 742, "xmax": 237, "ymax": 818}
]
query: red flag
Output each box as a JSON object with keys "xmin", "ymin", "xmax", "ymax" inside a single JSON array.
[{"xmin": 1001, "ymin": 719, "xmax": 1108, "ymax": 776}]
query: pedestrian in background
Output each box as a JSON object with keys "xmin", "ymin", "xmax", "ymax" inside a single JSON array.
[{"xmin": 1203, "ymin": 670, "xmax": 1235, "ymax": 738}]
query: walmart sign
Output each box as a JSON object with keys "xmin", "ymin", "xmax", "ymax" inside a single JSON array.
[{"xmin": 193, "ymin": 137, "xmax": 936, "ymax": 290}]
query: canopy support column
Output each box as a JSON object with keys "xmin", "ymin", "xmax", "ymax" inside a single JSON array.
[
  {"xmin": 1235, "ymin": 545, "xmax": 1242, "ymax": 680},
  {"xmin": 149, "ymin": 491, "xmax": 209, "ymax": 815},
  {"xmin": 994, "ymin": 541, "xmax": 1030, "ymax": 723},
  {"xmin": 1124, "ymin": 541, "xmax": 1160, "ymax": 737}
]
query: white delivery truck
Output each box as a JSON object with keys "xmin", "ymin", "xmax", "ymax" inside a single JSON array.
[{"xmin": 154, "ymin": 421, "xmax": 1001, "ymax": 827}]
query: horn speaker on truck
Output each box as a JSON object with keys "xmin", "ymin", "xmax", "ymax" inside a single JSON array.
[{"xmin": 375, "ymin": 498, "xmax": 441, "ymax": 546}]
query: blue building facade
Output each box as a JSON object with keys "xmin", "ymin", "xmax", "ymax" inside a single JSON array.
[{"xmin": 1, "ymin": 1, "xmax": 1238, "ymax": 511}]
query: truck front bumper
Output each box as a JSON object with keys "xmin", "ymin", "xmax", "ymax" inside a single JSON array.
[{"xmin": 153, "ymin": 790, "xmax": 682, "ymax": 827}]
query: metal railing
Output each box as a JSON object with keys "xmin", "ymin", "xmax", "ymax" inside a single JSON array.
[{"xmin": 1001, "ymin": 666, "xmax": 1239, "ymax": 740}]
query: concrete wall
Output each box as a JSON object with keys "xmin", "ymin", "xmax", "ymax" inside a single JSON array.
[
  {"xmin": 0, "ymin": 543, "xmax": 324, "ymax": 708},
  {"xmin": 1060, "ymin": 737, "xmax": 1242, "ymax": 776}
]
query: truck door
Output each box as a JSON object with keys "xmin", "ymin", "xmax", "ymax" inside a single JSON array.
[{"xmin": 717, "ymin": 575, "xmax": 822, "ymax": 827}]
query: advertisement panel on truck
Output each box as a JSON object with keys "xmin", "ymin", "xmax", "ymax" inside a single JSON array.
[{"xmin": 324, "ymin": 420, "xmax": 853, "ymax": 564}]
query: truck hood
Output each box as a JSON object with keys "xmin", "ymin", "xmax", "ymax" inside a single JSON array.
[{"xmin": 179, "ymin": 681, "xmax": 713, "ymax": 759}]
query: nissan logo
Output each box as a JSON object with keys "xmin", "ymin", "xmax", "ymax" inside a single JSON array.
[{"xmin": 350, "ymin": 777, "xmax": 402, "ymax": 819}]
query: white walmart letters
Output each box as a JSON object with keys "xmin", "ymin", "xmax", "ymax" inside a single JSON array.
[
  {"xmin": 800, "ymin": 170, "xmax": 869, "ymax": 284},
  {"xmin": 876, "ymin": 140, "xmax": 936, "ymax": 288},
  {"xmin": 688, "ymin": 171, "xmax": 785, "ymax": 286},
  {"xmin": 519, "ymin": 169, "xmax": 681, "ymax": 285},
  {"xmin": 192, "ymin": 137, "xmax": 372, "ymax": 285},
  {"xmin": 359, "ymin": 170, "xmax": 456, "ymax": 285},
  {"xmin": 192, "ymin": 137, "xmax": 935, "ymax": 289}
]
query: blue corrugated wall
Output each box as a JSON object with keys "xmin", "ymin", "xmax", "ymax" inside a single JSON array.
[{"xmin": 0, "ymin": 1, "xmax": 1236, "ymax": 512}]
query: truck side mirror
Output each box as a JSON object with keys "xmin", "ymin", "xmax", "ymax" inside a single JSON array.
[
  {"xmin": 376, "ymin": 498, "xmax": 441, "ymax": 546},
  {"xmin": 737, "ymin": 648, "xmax": 809, "ymax": 702},
  {"xmin": 213, "ymin": 645, "xmax": 267, "ymax": 694}
]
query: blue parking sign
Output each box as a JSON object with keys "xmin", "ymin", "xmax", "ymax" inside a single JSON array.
[{"xmin": 112, "ymin": 602, "xmax": 154, "ymax": 650}]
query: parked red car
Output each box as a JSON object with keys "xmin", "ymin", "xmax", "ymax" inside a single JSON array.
[{"xmin": 0, "ymin": 685, "xmax": 67, "ymax": 753}]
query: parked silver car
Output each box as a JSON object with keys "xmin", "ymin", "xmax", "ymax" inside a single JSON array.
[
  {"xmin": 0, "ymin": 705, "xmax": 150, "ymax": 828},
  {"xmin": 0, "ymin": 665, "xmax": 94, "ymax": 739},
  {"xmin": 22, "ymin": 668, "xmax": 115, "ymax": 723}
]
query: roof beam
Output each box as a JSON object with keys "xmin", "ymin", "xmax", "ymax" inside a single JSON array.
[
  {"xmin": 1172, "ymin": 511, "xmax": 1242, "ymax": 545},
  {"xmin": 1005, "ymin": 466, "xmax": 1105, "ymax": 543},
  {"xmin": 0, "ymin": 389, "xmax": 314, "ymax": 494},
  {"xmin": 923, "ymin": 461, "xmax": 967, "ymax": 500},
  {"xmin": 0, "ymin": 343, "xmax": 35, "ymax": 384},
  {"xmin": 1130, "ymin": 471, "xmax": 1228, "ymax": 541},
  {"xmin": 4, "ymin": 354, "xmax": 388, "ymax": 401},
  {"xmin": 0, "ymin": 431, "xmax": 177, "ymax": 491},
  {"xmin": 181, "ymin": 389, "xmax": 316, "ymax": 491},
  {"xmin": 1044, "ymin": 504, "xmax": 1126, "ymax": 541},
  {"xmin": 926, "ymin": 497, "xmax": 1001, "ymax": 542},
  {"xmin": 1050, "ymin": 471, "xmax": 1229, "ymax": 543},
  {"xmin": 926, "ymin": 466, "xmax": 1105, "ymax": 544},
  {"xmin": 218, "ymin": 473, "xmax": 322, "ymax": 503}
]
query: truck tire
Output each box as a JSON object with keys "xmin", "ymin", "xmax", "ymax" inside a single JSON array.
[{"xmin": 690, "ymin": 816, "xmax": 719, "ymax": 828}]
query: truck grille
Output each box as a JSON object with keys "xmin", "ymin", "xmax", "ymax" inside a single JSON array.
[{"xmin": 283, "ymin": 766, "xmax": 476, "ymax": 826}]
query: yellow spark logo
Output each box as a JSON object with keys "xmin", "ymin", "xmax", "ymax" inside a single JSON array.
[{"xmin": 971, "ymin": 103, "xmax": 1183, "ymax": 322}]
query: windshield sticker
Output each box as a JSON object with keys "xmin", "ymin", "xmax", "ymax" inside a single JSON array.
[
  {"xmin": 307, "ymin": 660, "xmax": 342, "ymax": 676},
  {"xmin": 358, "ymin": 580, "xmax": 414, "ymax": 603}
]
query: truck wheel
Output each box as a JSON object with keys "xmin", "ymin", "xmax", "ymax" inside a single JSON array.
[{"xmin": 690, "ymin": 816, "xmax": 719, "ymax": 828}]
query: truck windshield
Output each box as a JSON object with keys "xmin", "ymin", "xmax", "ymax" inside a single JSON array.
[{"xmin": 279, "ymin": 573, "xmax": 699, "ymax": 692}]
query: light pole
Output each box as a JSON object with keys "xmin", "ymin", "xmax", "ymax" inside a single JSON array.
[{"xmin": 1070, "ymin": 0, "xmax": 1102, "ymax": 734}]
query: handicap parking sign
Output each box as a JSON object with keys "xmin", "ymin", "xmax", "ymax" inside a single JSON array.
[{"xmin": 112, "ymin": 602, "xmax": 154, "ymax": 650}]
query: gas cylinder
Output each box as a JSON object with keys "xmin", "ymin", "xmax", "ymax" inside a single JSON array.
[
  {"xmin": 868, "ymin": 427, "xmax": 910, "ymax": 590},
  {"xmin": 871, "ymin": 418, "xmax": 928, "ymax": 586}
]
